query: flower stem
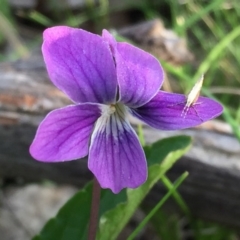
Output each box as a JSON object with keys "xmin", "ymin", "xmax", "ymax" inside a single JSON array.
[{"xmin": 88, "ymin": 177, "xmax": 101, "ymax": 240}]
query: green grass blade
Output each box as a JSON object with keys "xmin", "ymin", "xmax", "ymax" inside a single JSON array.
[
  {"xmin": 193, "ymin": 26, "xmax": 240, "ymax": 80},
  {"xmin": 28, "ymin": 11, "xmax": 53, "ymax": 26},
  {"xmin": 137, "ymin": 124, "xmax": 145, "ymax": 146},
  {"xmin": 179, "ymin": 0, "xmax": 225, "ymax": 34},
  {"xmin": 161, "ymin": 174, "xmax": 191, "ymax": 216},
  {"xmin": 127, "ymin": 171, "xmax": 189, "ymax": 240}
]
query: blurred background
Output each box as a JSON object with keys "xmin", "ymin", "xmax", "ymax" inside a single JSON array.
[{"xmin": 0, "ymin": 0, "xmax": 240, "ymax": 239}]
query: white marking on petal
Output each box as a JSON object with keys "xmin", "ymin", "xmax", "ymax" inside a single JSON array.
[{"xmin": 92, "ymin": 103, "xmax": 130, "ymax": 140}]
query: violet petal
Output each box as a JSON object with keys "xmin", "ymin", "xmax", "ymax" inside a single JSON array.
[
  {"xmin": 131, "ymin": 91, "xmax": 223, "ymax": 130},
  {"xmin": 102, "ymin": 30, "xmax": 164, "ymax": 108},
  {"xmin": 43, "ymin": 27, "xmax": 117, "ymax": 104},
  {"xmin": 30, "ymin": 104, "xmax": 101, "ymax": 161},
  {"xmin": 88, "ymin": 104, "xmax": 147, "ymax": 193}
]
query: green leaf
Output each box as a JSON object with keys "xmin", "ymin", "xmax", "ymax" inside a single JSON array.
[
  {"xmin": 33, "ymin": 183, "xmax": 127, "ymax": 240},
  {"xmin": 146, "ymin": 135, "xmax": 191, "ymax": 166},
  {"xmin": 97, "ymin": 135, "xmax": 192, "ymax": 240}
]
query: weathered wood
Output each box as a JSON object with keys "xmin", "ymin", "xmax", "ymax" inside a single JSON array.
[{"xmin": 0, "ymin": 53, "xmax": 240, "ymax": 229}]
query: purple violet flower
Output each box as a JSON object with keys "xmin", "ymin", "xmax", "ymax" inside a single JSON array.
[{"xmin": 30, "ymin": 27, "xmax": 223, "ymax": 193}]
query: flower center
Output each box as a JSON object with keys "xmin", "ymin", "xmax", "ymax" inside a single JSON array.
[
  {"xmin": 101, "ymin": 103, "xmax": 126, "ymax": 119},
  {"xmin": 94, "ymin": 103, "xmax": 128, "ymax": 135},
  {"xmin": 109, "ymin": 104, "xmax": 116, "ymax": 114}
]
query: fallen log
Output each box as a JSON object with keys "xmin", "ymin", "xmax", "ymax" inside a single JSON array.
[{"xmin": 0, "ymin": 52, "xmax": 240, "ymax": 229}]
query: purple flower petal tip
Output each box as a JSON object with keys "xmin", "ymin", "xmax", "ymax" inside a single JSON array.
[
  {"xmin": 102, "ymin": 29, "xmax": 117, "ymax": 53},
  {"xmin": 30, "ymin": 104, "xmax": 101, "ymax": 162},
  {"xmin": 131, "ymin": 91, "xmax": 223, "ymax": 130}
]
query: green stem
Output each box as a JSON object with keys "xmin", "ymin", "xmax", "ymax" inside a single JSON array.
[
  {"xmin": 161, "ymin": 174, "xmax": 191, "ymax": 216},
  {"xmin": 138, "ymin": 124, "xmax": 145, "ymax": 146},
  {"xmin": 127, "ymin": 172, "xmax": 189, "ymax": 240}
]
